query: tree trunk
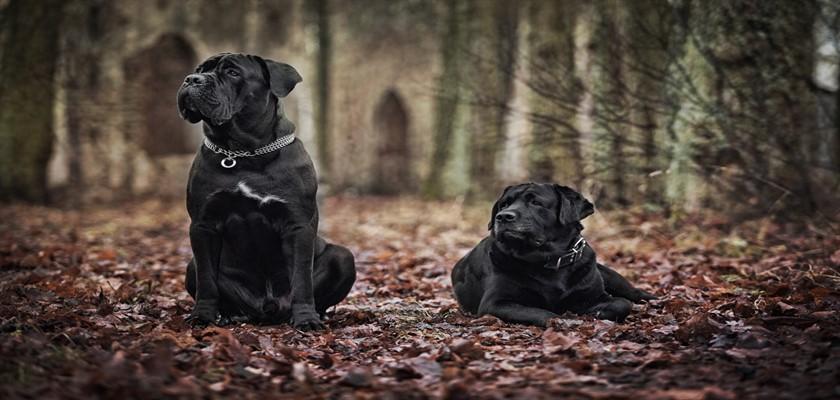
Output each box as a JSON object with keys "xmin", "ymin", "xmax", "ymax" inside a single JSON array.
[
  {"xmin": 833, "ymin": 0, "xmax": 840, "ymax": 176},
  {"xmin": 423, "ymin": 0, "xmax": 467, "ymax": 199},
  {"xmin": 624, "ymin": 0, "xmax": 672, "ymax": 207},
  {"xmin": 589, "ymin": 0, "xmax": 629, "ymax": 206},
  {"xmin": 0, "ymin": 0, "xmax": 65, "ymax": 202},
  {"xmin": 312, "ymin": 0, "xmax": 332, "ymax": 179},
  {"xmin": 686, "ymin": 0, "xmax": 819, "ymax": 215},
  {"xmin": 466, "ymin": 0, "xmax": 520, "ymax": 201},
  {"xmin": 526, "ymin": 0, "xmax": 582, "ymax": 185}
]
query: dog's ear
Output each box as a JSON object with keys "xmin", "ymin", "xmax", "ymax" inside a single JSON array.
[
  {"xmin": 488, "ymin": 185, "xmax": 517, "ymax": 231},
  {"xmin": 259, "ymin": 58, "xmax": 302, "ymax": 98},
  {"xmin": 195, "ymin": 53, "xmax": 230, "ymax": 73},
  {"xmin": 553, "ymin": 185, "xmax": 594, "ymax": 226}
]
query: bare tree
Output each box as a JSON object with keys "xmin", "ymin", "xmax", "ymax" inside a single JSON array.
[
  {"xmin": 0, "ymin": 0, "xmax": 66, "ymax": 202},
  {"xmin": 453, "ymin": 0, "xmax": 838, "ymax": 218}
]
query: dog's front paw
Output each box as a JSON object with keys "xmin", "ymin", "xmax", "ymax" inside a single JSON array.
[
  {"xmin": 218, "ymin": 314, "xmax": 251, "ymax": 327},
  {"xmin": 291, "ymin": 304, "xmax": 324, "ymax": 331},
  {"xmin": 186, "ymin": 299, "xmax": 219, "ymax": 327}
]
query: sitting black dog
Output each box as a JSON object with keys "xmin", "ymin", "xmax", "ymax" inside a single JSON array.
[
  {"xmin": 177, "ymin": 53, "xmax": 355, "ymax": 329},
  {"xmin": 451, "ymin": 183, "xmax": 655, "ymax": 326}
]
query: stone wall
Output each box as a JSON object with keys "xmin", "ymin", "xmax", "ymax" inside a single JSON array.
[
  {"xmin": 46, "ymin": 0, "xmax": 445, "ymax": 202},
  {"xmin": 325, "ymin": 1, "xmax": 441, "ymax": 193}
]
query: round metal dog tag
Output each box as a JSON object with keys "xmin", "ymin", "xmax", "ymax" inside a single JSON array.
[{"xmin": 221, "ymin": 157, "xmax": 236, "ymax": 168}]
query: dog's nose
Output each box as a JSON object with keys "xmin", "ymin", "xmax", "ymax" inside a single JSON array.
[
  {"xmin": 495, "ymin": 210, "xmax": 517, "ymax": 223},
  {"xmin": 184, "ymin": 73, "xmax": 206, "ymax": 86}
]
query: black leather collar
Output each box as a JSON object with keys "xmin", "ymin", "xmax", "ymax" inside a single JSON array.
[
  {"xmin": 489, "ymin": 235, "xmax": 588, "ymax": 271},
  {"xmin": 547, "ymin": 236, "xmax": 587, "ymax": 270}
]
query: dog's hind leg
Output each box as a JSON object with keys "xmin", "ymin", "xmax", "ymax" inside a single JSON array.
[
  {"xmin": 597, "ymin": 263, "xmax": 657, "ymax": 303},
  {"xmin": 312, "ymin": 241, "xmax": 356, "ymax": 316},
  {"xmin": 586, "ymin": 296, "xmax": 633, "ymax": 322}
]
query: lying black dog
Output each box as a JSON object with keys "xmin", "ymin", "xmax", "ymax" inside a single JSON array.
[
  {"xmin": 177, "ymin": 53, "xmax": 355, "ymax": 329},
  {"xmin": 452, "ymin": 183, "xmax": 655, "ymax": 326}
]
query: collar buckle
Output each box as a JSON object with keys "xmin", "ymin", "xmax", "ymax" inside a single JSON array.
[{"xmin": 551, "ymin": 236, "xmax": 587, "ymax": 269}]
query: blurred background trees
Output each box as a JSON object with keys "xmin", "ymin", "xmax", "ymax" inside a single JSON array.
[
  {"xmin": 0, "ymin": 0, "xmax": 837, "ymax": 220},
  {"xmin": 0, "ymin": 0, "xmax": 66, "ymax": 202}
]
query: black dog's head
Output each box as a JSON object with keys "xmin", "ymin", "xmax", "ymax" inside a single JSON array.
[
  {"xmin": 177, "ymin": 53, "xmax": 301, "ymax": 127},
  {"xmin": 488, "ymin": 183, "xmax": 594, "ymax": 260}
]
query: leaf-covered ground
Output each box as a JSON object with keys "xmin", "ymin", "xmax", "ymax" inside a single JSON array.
[{"xmin": 1, "ymin": 197, "xmax": 838, "ymax": 399}]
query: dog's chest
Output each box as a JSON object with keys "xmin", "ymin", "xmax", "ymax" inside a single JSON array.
[
  {"xmin": 188, "ymin": 144, "xmax": 317, "ymax": 217},
  {"xmin": 221, "ymin": 180, "xmax": 295, "ymax": 224},
  {"xmin": 533, "ymin": 269, "xmax": 574, "ymax": 295},
  {"xmin": 234, "ymin": 181, "xmax": 286, "ymax": 205},
  {"xmin": 532, "ymin": 264, "xmax": 601, "ymax": 305}
]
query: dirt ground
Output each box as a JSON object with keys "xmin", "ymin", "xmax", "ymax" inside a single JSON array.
[{"xmin": 0, "ymin": 197, "xmax": 838, "ymax": 399}]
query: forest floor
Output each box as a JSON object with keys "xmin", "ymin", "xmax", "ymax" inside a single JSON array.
[{"xmin": 0, "ymin": 196, "xmax": 838, "ymax": 399}]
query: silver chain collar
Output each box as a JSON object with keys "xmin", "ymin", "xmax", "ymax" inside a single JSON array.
[{"xmin": 203, "ymin": 134, "xmax": 296, "ymax": 168}]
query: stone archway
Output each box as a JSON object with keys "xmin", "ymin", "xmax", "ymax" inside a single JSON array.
[
  {"xmin": 124, "ymin": 33, "xmax": 198, "ymax": 156},
  {"xmin": 372, "ymin": 90, "xmax": 413, "ymax": 194}
]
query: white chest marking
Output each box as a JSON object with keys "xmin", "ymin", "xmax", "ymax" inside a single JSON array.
[{"xmin": 236, "ymin": 182, "xmax": 286, "ymax": 205}]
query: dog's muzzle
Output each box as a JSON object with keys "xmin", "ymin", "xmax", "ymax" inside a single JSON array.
[
  {"xmin": 177, "ymin": 79, "xmax": 228, "ymax": 125},
  {"xmin": 177, "ymin": 88, "xmax": 204, "ymax": 123},
  {"xmin": 496, "ymin": 225, "xmax": 545, "ymax": 248}
]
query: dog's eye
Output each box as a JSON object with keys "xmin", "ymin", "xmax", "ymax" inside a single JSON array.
[
  {"xmin": 226, "ymin": 69, "xmax": 241, "ymax": 77},
  {"xmin": 530, "ymin": 200, "xmax": 544, "ymax": 207}
]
